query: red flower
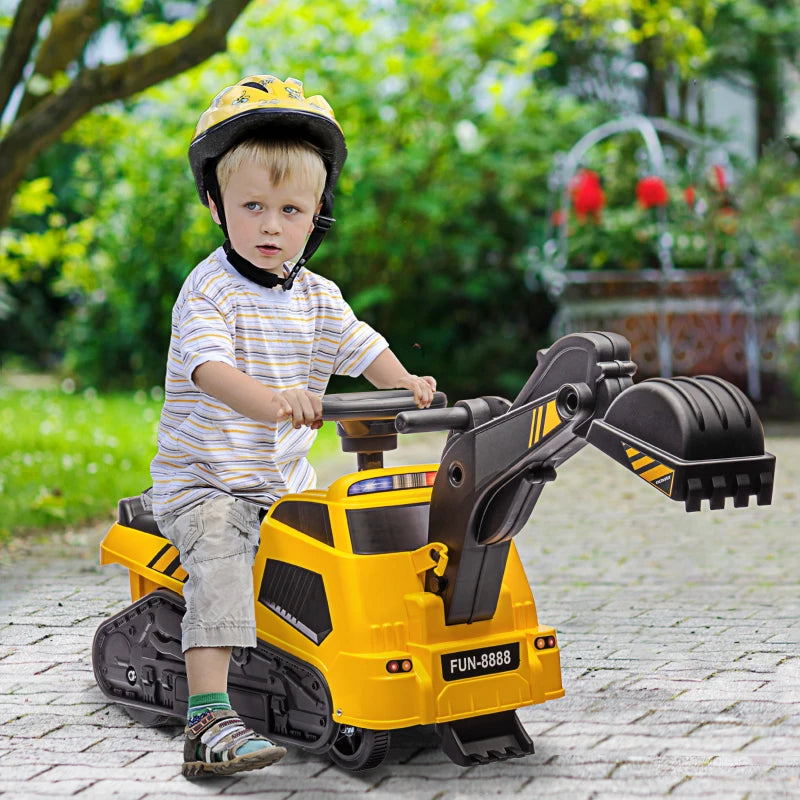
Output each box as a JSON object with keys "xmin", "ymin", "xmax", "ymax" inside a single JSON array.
[
  {"xmin": 684, "ymin": 185, "xmax": 696, "ymax": 207},
  {"xmin": 636, "ymin": 175, "xmax": 669, "ymax": 209},
  {"xmin": 550, "ymin": 208, "xmax": 566, "ymax": 227},
  {"xmin": 712, "ymin": 164, "xmax": 727, "ymax": 192},
  {"xmin": 569, "ymin": 169, "xmax": 605, "ymax": 223}
]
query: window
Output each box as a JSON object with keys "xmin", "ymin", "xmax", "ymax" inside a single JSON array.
[
  {"xmin": 346, "ymin": 503, "xmax": 430, "ymax": 555},
  {"xmin": 271, "ymin": 501, "xmax": 333, "ymax": 547}
]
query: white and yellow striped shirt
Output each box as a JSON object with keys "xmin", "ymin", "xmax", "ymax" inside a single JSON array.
[{"xmin": 150, "ymin": 247, "xmax": 388, "ymax": 519}]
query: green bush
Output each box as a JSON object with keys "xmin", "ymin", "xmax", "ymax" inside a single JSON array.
[{"xmin": 3, "ymin": 0, "xmax": 606, "ymax": 400}]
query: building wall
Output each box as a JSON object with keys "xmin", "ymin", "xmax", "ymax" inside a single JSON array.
[{"xmin": 703, "ymin": 80, "xmax": 757, "ymax": 162}]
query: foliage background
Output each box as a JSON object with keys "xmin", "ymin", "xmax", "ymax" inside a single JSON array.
[
  {"xmin": 1, "ymin": 0, "xmax": 799, "ymax": 402},
  {"xmin": 1, "ymin": 0, "xmax": 799, "ymax": 540}
]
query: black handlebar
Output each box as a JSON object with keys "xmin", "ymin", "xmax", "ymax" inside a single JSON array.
[
  {"xmin": 321, "ymin": 389, "xmax": 447, "ymax": 422},
  {"xmin": 395, "ymin": 406, "xmax": 470, "ymax": 434}
]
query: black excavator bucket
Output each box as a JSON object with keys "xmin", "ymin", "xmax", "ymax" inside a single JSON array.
[
  {"xmin": 586, "ymin": 375, "xmax": 775, "ymax": 511},
  {"xmin": 436, "ymin": 710, "xmax": 534, "ymax": 766}
]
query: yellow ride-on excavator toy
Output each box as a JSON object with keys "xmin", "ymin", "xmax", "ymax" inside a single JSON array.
[{"xmin": 93, "ymin": 332, "xmax": 775, "ymax": 770}]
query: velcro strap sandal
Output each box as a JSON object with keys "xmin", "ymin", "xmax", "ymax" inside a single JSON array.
[{"xmin": 182, "ymin": 709, "xmax": 286, "ymax": 779}]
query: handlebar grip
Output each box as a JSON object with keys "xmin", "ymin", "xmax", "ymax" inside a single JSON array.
[
  {"xmin": 395, "ymin": 406, "xmax": 471, "ymax": 434},
  {"xmin": 321, "ymin": 390, "xmax": 447, "ymax": 421}
]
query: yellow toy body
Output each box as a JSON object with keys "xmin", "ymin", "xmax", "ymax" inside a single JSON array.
[
  {"xmin": 100, "ymin": 463, "xmax": 563, "ymax": 735},
  {"xmin": 93, "ymin": 332, "xmax": 774, "ymax": 769}
]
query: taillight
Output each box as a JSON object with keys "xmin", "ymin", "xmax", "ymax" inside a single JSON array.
[
  {"xmin": 386, "ymin": 658, "xmax": 414, "ymax": 673},
  {"xmin": 348, "ymin": 471, "xmax": 437, "ymax": 496},
  {"xmin": 534, "ymin": 635, "xmax": 557, "ymax": 650}
]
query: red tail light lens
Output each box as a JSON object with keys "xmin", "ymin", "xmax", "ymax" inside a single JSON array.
[{"xmin": 386, "ymin": 658, "xmax": 414, "ymax": 673}]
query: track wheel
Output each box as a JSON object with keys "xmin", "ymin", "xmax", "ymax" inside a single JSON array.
[
  {"xmin": 123, "ymin": 706, "xmax": 178, "ymax": 727},
  {"xmin": 327, "ymin": 724, "xmax": 390, "ymax": 770}
]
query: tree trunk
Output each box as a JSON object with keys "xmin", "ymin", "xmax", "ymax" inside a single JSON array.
[
  {"xmin": 634, "ymin": 35, "xmax": 667, "ymax": 118},
  {"xmin": 753, "ymin": 32, "xmax": 783, "ymax": 154}
]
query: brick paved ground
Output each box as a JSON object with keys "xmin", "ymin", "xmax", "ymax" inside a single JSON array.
[{"xmin": 1, "ymin": 429, "xmax": 798, "ymax": 799}]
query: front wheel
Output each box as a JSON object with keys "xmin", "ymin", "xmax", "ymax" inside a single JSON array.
[{"xmin": 327, "ymin": 724, "xmax": 391, "ymax": 771}]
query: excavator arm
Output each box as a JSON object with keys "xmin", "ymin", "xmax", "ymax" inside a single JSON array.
[{"xmin": 396, "ymin": 332, "xmax": 775, "ymax": 626}]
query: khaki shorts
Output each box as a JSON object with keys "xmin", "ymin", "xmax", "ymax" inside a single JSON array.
[{"xmin": 157, "ymin": 495, "xmax": 262, "ymax": 651}]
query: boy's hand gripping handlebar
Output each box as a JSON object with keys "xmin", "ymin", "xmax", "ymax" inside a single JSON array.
[{"xmin": 321, "ymin": 389, "xmax": 448, "ymax": 471}]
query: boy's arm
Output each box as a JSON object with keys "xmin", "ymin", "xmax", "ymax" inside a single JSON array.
[
  {"xmin": 193, "ymin": 361, "xmax": 322, "ymax": 428},
  {"xmin": 362, "ymin": 348, "xmax": 437, "ymax": 408}
]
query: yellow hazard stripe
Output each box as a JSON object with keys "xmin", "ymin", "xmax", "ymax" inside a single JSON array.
[
  {"xmin": 625, "ymin": 446, "xmax": 639, "ymax": 458},
  {"xmin": 640, "ymin": 464, "xmax": 673, "ymax": 483},
  {"xmin": 631, "ymin": 455, "xmax": 654, "ymax": 471},
  {"xmin": 529, "ymin": 406, "xmax": 540, "ymax": 448},
  {"xmin": 529, "ymin": 401, "xmax": 563, "ymax": 448},
  {"xmin": 541, "ymin": 401, "xmax": 561, "ymax": 439},
  {"xmin": 152, "ymin": 548, "xmax": 177, "ymax": 572}
]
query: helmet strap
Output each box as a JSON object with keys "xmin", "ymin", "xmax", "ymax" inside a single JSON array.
[
  {"xmin": 282, "ymin": 206, "xmax": 335, "ymax": 291},
  {"xmin": 222, "ymin": 239, "xmax": 284, "ymax": 288}
]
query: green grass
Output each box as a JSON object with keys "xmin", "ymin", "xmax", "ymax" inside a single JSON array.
[{"xmin": 0, "ymin": 383, "xmax": 339, "ymax": 546}]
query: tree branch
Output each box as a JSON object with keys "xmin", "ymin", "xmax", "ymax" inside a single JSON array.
[
  {"xmin": 0, "ymin": 0, "xmax": 252, "ymax": 228},
  {"xmin": 15, "ymin": 0, "xmax": 103, "ymax": 119},
  {"xmin": 0, "ymin": 0, "xmax": 55, "ymax": 117}
]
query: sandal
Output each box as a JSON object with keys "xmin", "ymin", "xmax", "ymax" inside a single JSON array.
[{"xmin": 182, "ymin": 709, "xmax": 286, "ymax": 778}]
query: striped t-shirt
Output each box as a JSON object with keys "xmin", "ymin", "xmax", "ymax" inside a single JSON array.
[{"xmin": 150, "ymin": 247, "xmax": 388, "ymax": 520}]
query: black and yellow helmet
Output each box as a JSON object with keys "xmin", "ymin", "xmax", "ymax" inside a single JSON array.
[
  {"xmin": 190, "ymin": 75, "xmax": 347, "ymax": 206},
  {"xmin": 189, "ymin": 75, "xmax": 347, "ymax": 289}
]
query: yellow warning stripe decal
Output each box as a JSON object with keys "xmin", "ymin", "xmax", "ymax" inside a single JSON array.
[
  {"xmin": 640, "ymin": 464, "xmax": 673, "ymax": 483},
  {"xmin": 528, "ymin": 406, "xmax": 540, "ymax": 448},
  {"xmin": 623, "ymin": 441, "xmax": 675, "ymax": 497},
  {"xmin": 529, "ymin": 400, "xmax": 563, "ymax": 448},
  {"xmin": 152, "ymin": 549, "xmax": 176, "ymax": 572},
  {"xmin": 147, "ymin": 542, "xmax": 187, "ymax": 582},
  {"xmin": 541, "ymin": 401, "xmax": 561, "ymax": 439}
]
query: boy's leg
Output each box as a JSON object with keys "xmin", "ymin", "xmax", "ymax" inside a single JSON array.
[
  {"xmin": 185, "ymin": 645, "xmax": 233, "ymax": 724},
  {"xmin": 159, "ymin": 497, "xmax": 285, "ymax": 777},
  {"xmin": 186, "ymin": 646, "xmax": 232, "ymax": 694}
]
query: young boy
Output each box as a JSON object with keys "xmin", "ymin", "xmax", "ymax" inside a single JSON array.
[{"xmin": 149, "ymin": 75, "xmax": 436, "ymax": 778}]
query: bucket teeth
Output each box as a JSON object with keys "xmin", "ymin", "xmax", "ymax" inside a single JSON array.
[
  {"xmin": 733, "ymin": 473, "xmax": 751, "ymax": 508},
  {"xmin": 683, "ymin": 468, "xmax": 773, "ymax": 512},
  {"xmin": 710, "ymin": 475, "xmax": 727, "ymax": 511},
  {"xmin": 757, "ymin": 470, "xmax": 774, "ymax": 506},
  {"xmin": 685, "ymin": 478, "xmax": 703, "ymax": 513}
]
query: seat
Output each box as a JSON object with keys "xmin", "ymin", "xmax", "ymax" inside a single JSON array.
[{"xmin": 118, "ymin": 494, "xmax": 164, "ymax": 537}]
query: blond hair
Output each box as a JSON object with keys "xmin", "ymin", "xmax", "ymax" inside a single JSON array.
[{"xmin": 216, "ymin": 138, "xmax": 327, "ymax": 200}]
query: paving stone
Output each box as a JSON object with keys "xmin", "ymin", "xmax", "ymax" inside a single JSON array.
[
  {"xmin": 593, "ymin": 794, "xmax": 743, "ymax": 800},
  {"xmin": 671, "ymin": 776, "xmax": 800, "ymax": 797},
  {"xmin": 0, "ymin": 779, "xmax": 97, "ymax": 797},
  {"xmin": 77, "ymin": 779, "xmax": 224, "ymax": 798},
  {"xmin": 0, "ymin": 434, "xmax": 797, "ymax": 797},
  {"xmin": 38, "ymin": 764, "xmax": 178, "ymax": 785},
  {"xmin": 0, "ymin": 746, "xmax": 142, "ymax": 769}
]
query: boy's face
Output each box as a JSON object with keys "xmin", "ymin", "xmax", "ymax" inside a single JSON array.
[{"xmin": 210, "ymin": 162, "xmax": 322, "ymax": 278}]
